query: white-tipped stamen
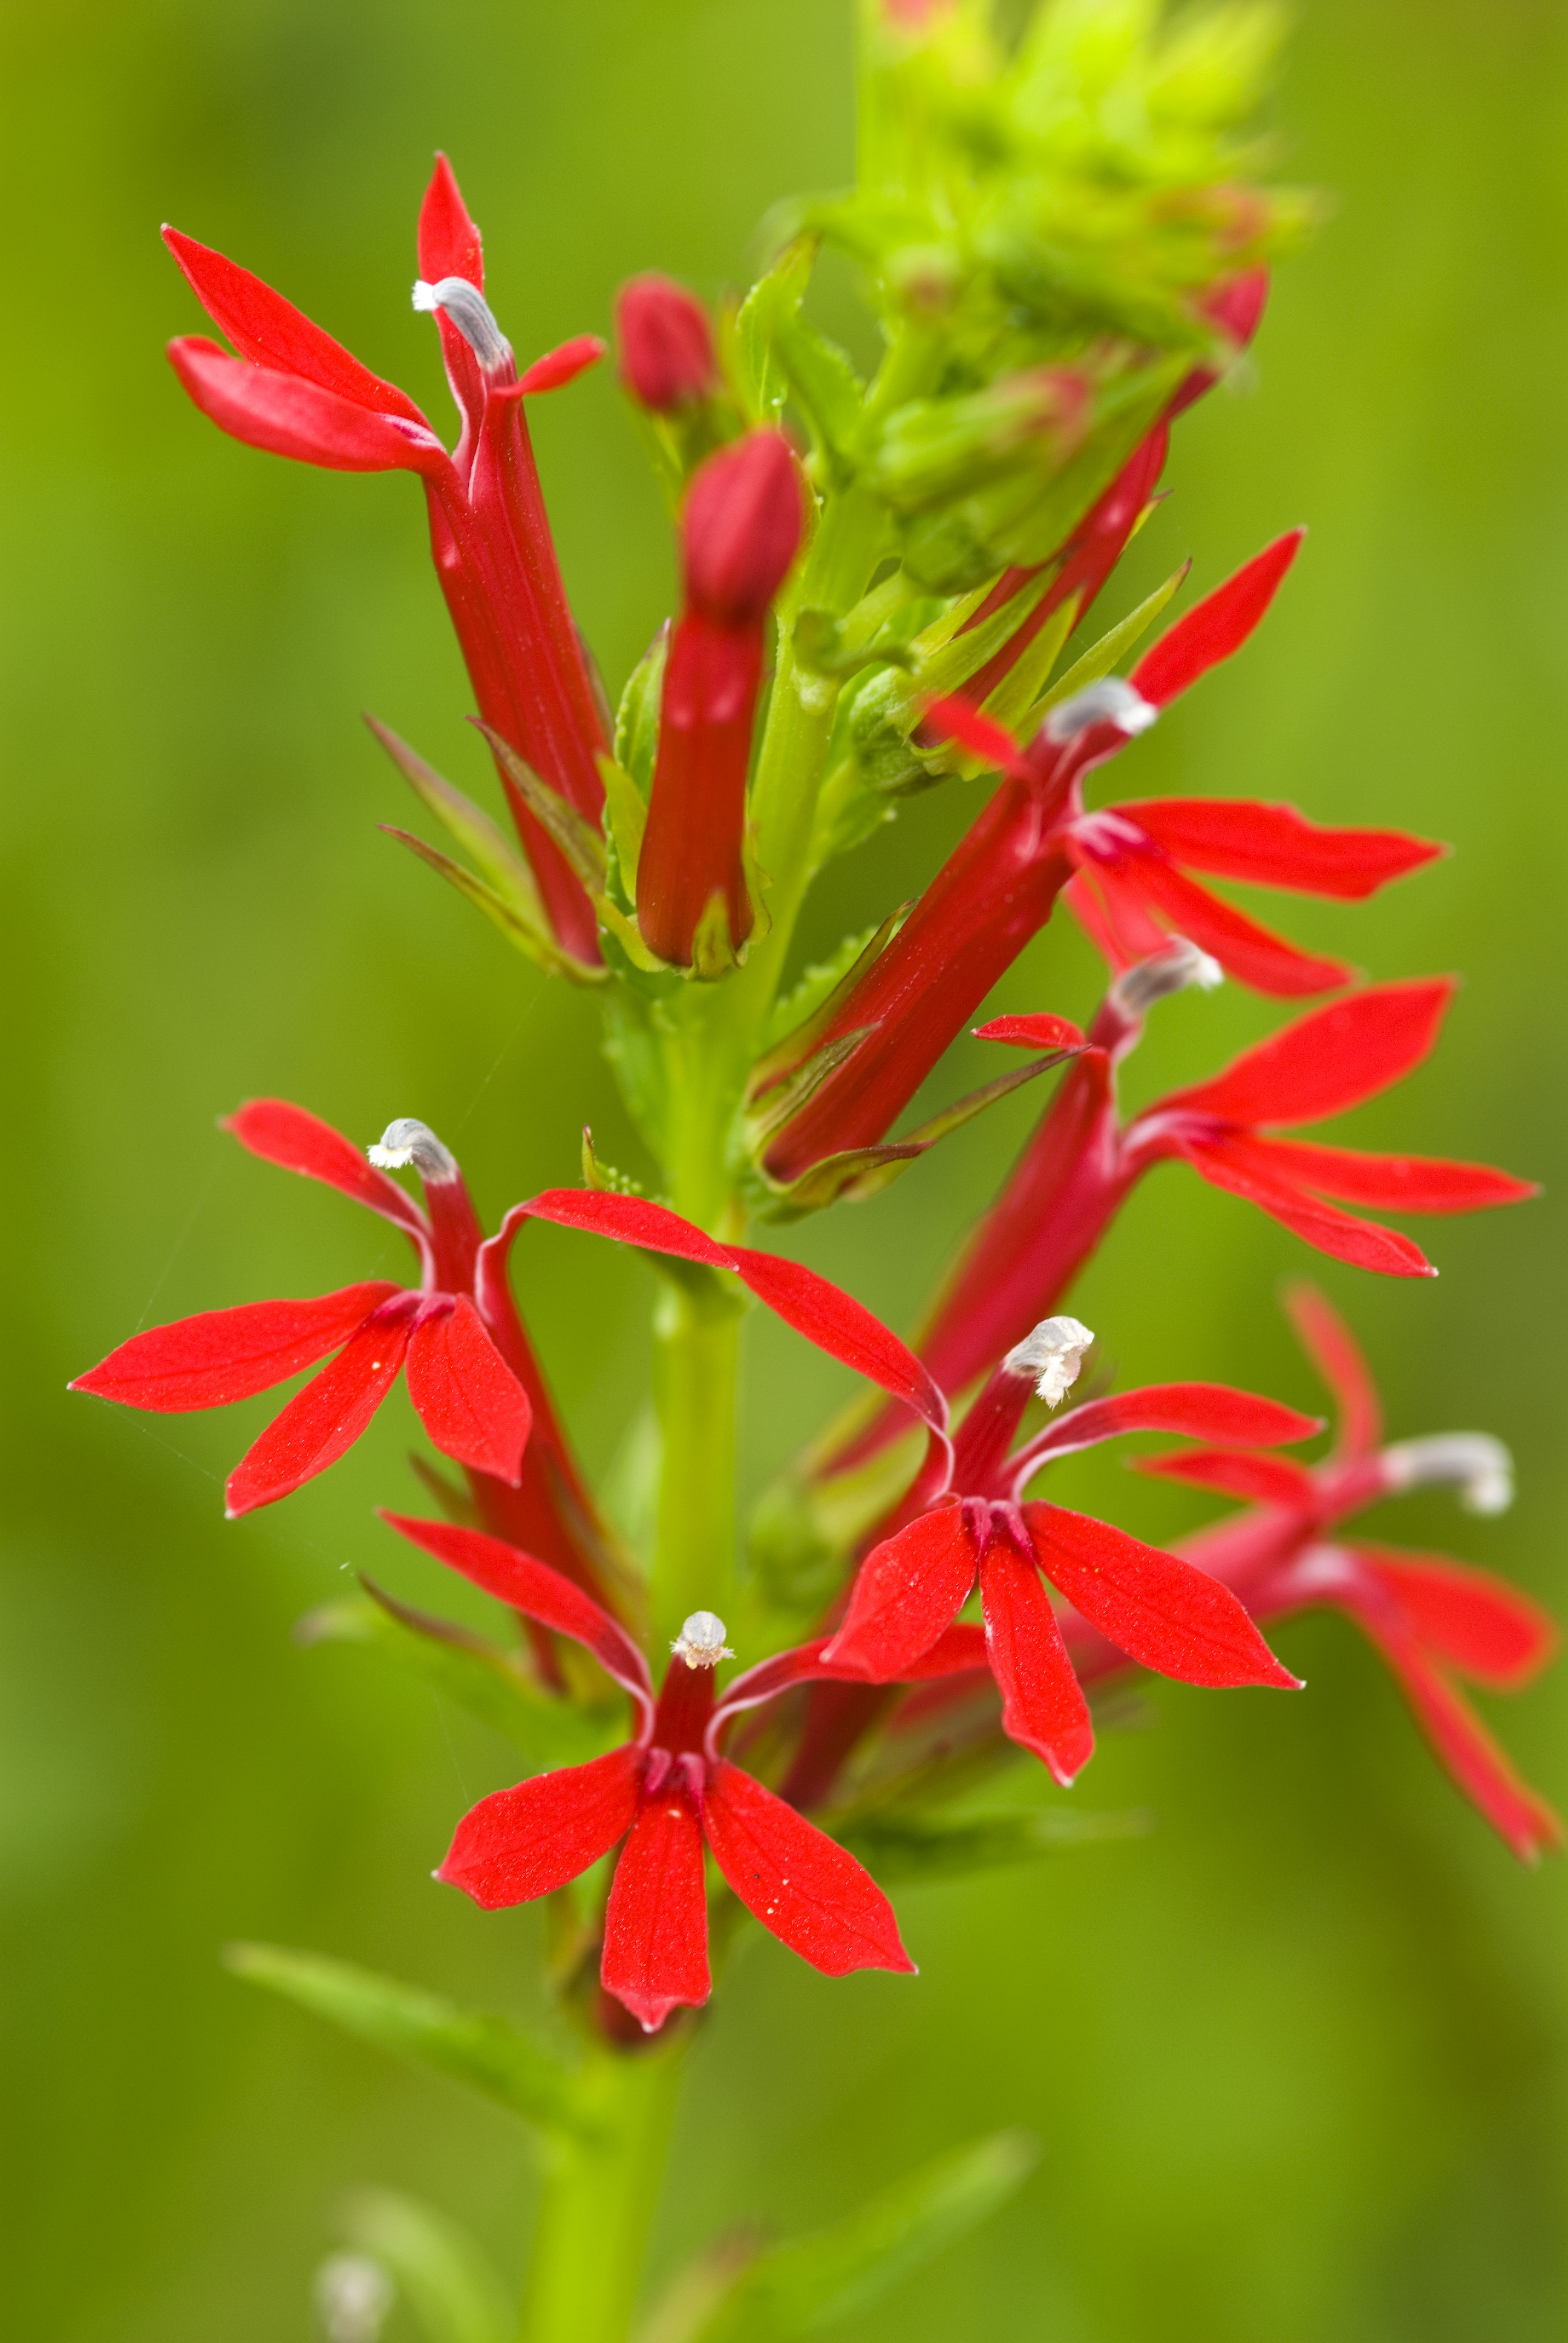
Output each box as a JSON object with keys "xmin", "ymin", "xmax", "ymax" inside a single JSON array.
[
  {"xmin": 412, "ymin": 277, "xmax": 512, "ymax": 372},
  {"xmin": 1382, "ymin": 1432, "xmax": 1514, "ymax": 1516},
  {"xmin": 367, "ymin": 1117, "xmax": 459, "ymax": 1183},
  {"xmin": 670, "ymin": 1610, "xmax": 734, "ymax": 1668},
  {"xmin": 313, "ymin": 2254, "xmax": 394, "ymax": 2343},
  {"xmin": 1004, "ymin": 1316, "xmax": 1095, "ymax": 1409},
  {"xmin": 1043, "ymin": 677, "xmax": 1156, "ymax": 746},
  {"xmin": 1109, "ymin": 936, "xmax": 1224, "ymax": 1019}
]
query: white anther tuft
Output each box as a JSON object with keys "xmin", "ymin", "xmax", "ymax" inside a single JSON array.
[
  {"xmin": 1109, "ymin": 936, "xmax": 1224, "ymax": 1019},
  {"xmin": 1043, "ymin": 677, "xmax": 1156, "ymax": 746},
  {"xmin": 1004, "ymin": 1316, "xmax": 1095, "ymax": 1409},
  {"xmin": 1382, "ymin": 1433, "xmax": 1514, "ymax": 1516},
  {"xmin": 367, "ymin": 1118, "xmax": 459, "ymax": 1182},
  {"xmin": 412, "ymin": 277, "xmax": 512, "ymax": 372},
  {"xmin": 313, "ymin": 2254, "xmax": 394, "ymax": 2343},
  {"xmin": 670, "ymin": 1610, "xmax": 734, "ymax": 1668}
]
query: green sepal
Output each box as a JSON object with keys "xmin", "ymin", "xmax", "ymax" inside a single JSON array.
[
  {"xmin": 838, "ymin": 1801, "xmax": 1152, "ymax": 1883},
  {"xmin": 337, "ymin": 2190, "xmax": 511, "ymax": 2343},
  {"xmin": 476, "ymin": 724, "xmax": 607, "ymax": 894},
  {"xmin": 614, "ymin": 626, "xmax": 668, "ymax": 796},
  {"xmin": 599, "ymin": 752, "xmax": 648, "ymax": 900},
  {"xmin": 225, "ymin": 1944, "xmax": 597, "ymax": 2142},
  {"xmin": 581, "ymin": 1127, "xmax": 644, "ymax": 1196},
  {"xmin": 769, "ymin": 306, "xmax": 866, "ymax": 484},
  {"xmin": 379, "ymin": 827, "xmax": 603, "ymax": 986},
  {"xmin": 747, "ymin": 1040, "xmax": 1079, "ymax": 1221},
  {"xmin": 1029, "ymin": 559, "xmax": 1189, "ymax": 722},
  {"xmin": 297, "ymin": 1582, "xmax": 610, "ymax": 1768},
  {"xmin": 746, "ymin": 906, "xmax": 909, "ymax": 1106},
  {"xmin": 656, "ymin": 2130, "xmax": 1037, "ymax": 2343}
]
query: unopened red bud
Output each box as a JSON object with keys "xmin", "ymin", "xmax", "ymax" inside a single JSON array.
[
  {"xmin": 616, "ymin": 274, "xmax": 721, "ymax": 412},
  {"xmin": 682, "ymin": 431, "xmax": 805, "ymax": 626}
]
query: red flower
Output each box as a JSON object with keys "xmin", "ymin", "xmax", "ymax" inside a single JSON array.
[
  {"xmin": 826, "ymin": 964, "xmax": 1533, "ymax": 1486},
  {"xmin": 1136, "ymin": 1286, "xmax": 1561, "ymax": 1860},
  {"xmin": 72, "ymin": 1104, "xmax": 532, "ymax": 1520},
  {"xmin": 163, "ymin": 157, "xmax": 609, "ymax": 965},
  {"xmin": 390, "ymin": 1513, "xmax": 984, "ymax": 2031},
  {"xmin": 758, "ymin": 535, "xmax": 1441, "ymax": 1187},
  {"xmin": 822, "ymin": 1321, "xmax": 1315, "ymax": 1784},
  {"xmin": 636, "ymin": 432, "xmax": 806, "ymax": 968},
  {"xmin": 615, "ymin": 274, "xmax": 722, "ymax": 412}
]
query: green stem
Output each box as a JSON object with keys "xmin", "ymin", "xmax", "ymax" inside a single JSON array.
[
  {"xmin": 651, "ymin": 1277, "xmax": 740, "ymax": 1646},
  {"xmin": 518, "ymin": 2042, "xmax": 687, "ymax": 2343}
]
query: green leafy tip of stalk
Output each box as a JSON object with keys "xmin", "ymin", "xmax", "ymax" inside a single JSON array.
[
  {"xmin": 636, "ymin": 2128, "xmax": 1039, "ymax": 2343},
  {"xmin": 224, "ymin": 1942, "xmax": 602, "ymax": 2145}
]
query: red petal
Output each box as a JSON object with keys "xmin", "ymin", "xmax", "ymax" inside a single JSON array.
[
  {"xmin": 168, "ymin": 338, "xmax": 448, "ymax": 476},
  {"xmin": 711, "ymin": 1621, "xmax": 989, "ymax": 1748},
  {"xmin": 163, "ymin": 228, "xmax": 428, "ymax": 420},
  {"xmin": 516, "ymin": 335, "xmax": 607, "ymax": 396},
  {"xmin": 1025, "ymin": 1503, "xmax": 1301, "ymax": 1688},
  {"xmin": 972, "ymin": 1012, "xmax": 1086, "ymax": 1052},
  {"xmin": 224, "ymin": 1096, "xmax": 430, "ymax": 1242},
  {"xmin": 728, "ymin": 1247, "xmax": 948, "ymax": 1432},
  {"xmin": 1353, "ymin": 1542, "xmax": 1558, "ymax": 1690},
  {"xmin": 1118, "ymin": 799, "xmax": 1442, "ymax": 899},
  {"xmin": 1245, "ymin": 1138, "xmax": 1537, "ymax": 1214},
  {"xmin": 1178, "ymin": 1135, "xmax": 1437, "ymax": 1277},
  {"xmin": 417, "ymin": 154, "xmax": 484, "ymax": 287},
  {"xmin": 437, "ymin": 1746, "xmax": 641, "ymax": 1908},
  {"xmin": 921, "ymin": 696, "xmax": 1031, "ymax": 776},
  {"xmin": 1283, "ymin": 1282, "xmax": 1383, "ymax": 1457},
  {"xmin": 380, "ymin": 1513, "xmax": 653, "ymax": 1709},
  {"xmin": 823, "ymin": 1506, "xmax": 979, "ymax": 1679},
  {"xmin": 1158, "ymin": 980, "xmax": 1454, "ymax": 1127},
  {"xmin": 70, "ymin": 1283, "xmax": 398, "ymax": 1411},
  {"xmin": 978, "ymin": 1539, "xmax": 1094, "ymax": 1784},
  {"xmin": 405, "ymin": 1296, "xmax": 532, "ymax": 1481},
  {"xmin": 601, "ymin": 1788, "xmax": 711, "ymax": 2031},
  {"xmin": 1020, "ymin": 1381, "xmax": 1321, "ymax": 1472},
  {"xmin": 502, "ymin": 1195, "xmax": 947, "ymax": 1432},
  {"xmin": 1116, "ymin": 856, "xmax": 1352, "ymax": 995},
  {"xmin": 1129, "ymin": 531, "xmax": 1304, "ymax": 707},
  {"xmin": 1345, "ymin": 1596, "xmax": 1563, "ymax": 1862},
  {"xmin": 702, "ymin": 1761, "xmax": 915, "ymax": 1976},
  {"xmin": 224, "ymin": 1302, "xmax": 416, "ymax": 1516},
  {"xmin": 1135, "ymin": 1447, "xmax": 1321, "ymax": 1508}
]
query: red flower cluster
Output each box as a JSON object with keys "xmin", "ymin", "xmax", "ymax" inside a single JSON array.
[{"xmin": 757, "ymin": 535, "xmax": 1444, "ymax": 1190}]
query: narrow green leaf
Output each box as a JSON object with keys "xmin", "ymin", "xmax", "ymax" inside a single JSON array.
[
  {"xmin": 598, "ymin": 752, "xmax": 648, "ymax": 899},
  {"xmin": 977, "ymin": 592, "xmax": 1079, "ymax": 738},
  {"xmin": 475, "ymin": 724, "xmax": 607, "ymax": 893},
  {"xmin": 379, "ymin": 827, "xmax": 599, "ymax": 987},
  {"xmin": 226, "ymin": 1945, "xmax": 595, "ymax": 2140},
  {"xmin": 1031, "ymin": 560, "xmax": 1189, "ymax": 720},
  {"xmin": 339, "ymin": 2189, "xmax": 511, "ymax": 2343},
  {"xmin": 733, "ymin": 236, "xmax": 815, "ymax": 423},
  {"xmin": 687, "ymin": 2131, "xmax": 1038, "ymax": 2341},
  {"xmin": 614, "ymin": 625, "xmax": 668, "ymax": 793},
  {"xmin": 366, "ymin": 716, "xmax": 549, "ymax": 924}
]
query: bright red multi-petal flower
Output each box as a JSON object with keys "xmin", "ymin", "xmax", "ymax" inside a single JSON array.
[
  {"xmin": 822, "ymin": 1336, "xmax": 1312, "ymax": 1784},
  {"xmin": 163, "ymin": 158, "xmax": 609, "ymax": 963},
  {"xmin": 1129, "ymin": 1287, "xmax": 1562, "ymax": 1860},
  {"xmin": 863, "ymin": 971, "xmax": 1535, "ymax": 1452},
  {"xmin": 70, "ymin": 1105, "xmax": 572, "ymax": 1547},
  {"xmin": 397, "ymin": 1513, "xmax": 929, "ymax": 2031}
]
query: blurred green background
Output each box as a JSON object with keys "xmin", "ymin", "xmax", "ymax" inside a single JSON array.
[{"xmin": 2, "ymin": 0, "xmax": 1565, "ymax": 2334}]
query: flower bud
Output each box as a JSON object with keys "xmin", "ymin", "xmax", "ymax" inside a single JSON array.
[
  {"xmin": 682, "ymin": 430, "xmax": 805, "ymax": 624},
  {"xmin": 616, "ymin": 273, "xmax": 721, "ymax": 411}
]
